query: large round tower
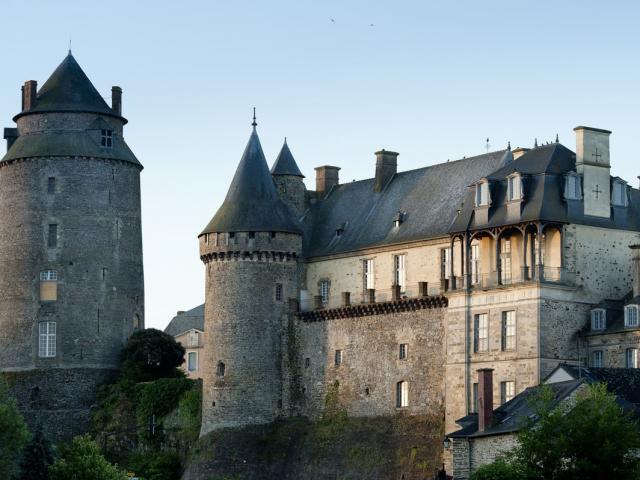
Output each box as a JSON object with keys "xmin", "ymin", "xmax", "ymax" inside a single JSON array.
[
  {"xmin": 0, "ymin": 53, "xmax": 144, "ymax": 440},
  {"xmin": 199, "ymin": 118, "xmax": 302, "ymax": 435}
]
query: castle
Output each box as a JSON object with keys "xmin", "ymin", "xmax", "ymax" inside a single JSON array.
[
  {"xmin": 199, "ymin": 116, "xmax": 640, "ymax": 472},
  {"xmin": 0, "ymin": 53, "xmax": 144, "ymax": 439}
]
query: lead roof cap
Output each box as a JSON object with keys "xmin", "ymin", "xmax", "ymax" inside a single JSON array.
[
  {"xmin": 200, "ymin": 126, "xmax": 302, "ymax": 235},
  {"xmin": 13, "ymin": 52, "xmax": 126, "ymax": 123},
  {"xmin": 271, "ymin": 138, "xmax": 304, "ymax": 177}
]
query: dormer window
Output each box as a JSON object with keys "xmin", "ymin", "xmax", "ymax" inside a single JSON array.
[
  {"xmin": 101, "ymin": 129, "xmax": 113, "ymax": 148},
  {"xmin": 475, "ymin": 181, "xmax": 490, "ymax": 207},
  {"xmin": 591, "ymin": 308, "xmax": 606, "ymax": 330},
  {"xmin": 336, "ymin": 223, "xmax": 346, "ymax": 237},
  {"xmin": 625, "ymin": 305, "xmax": 639, "ymax": 328},
  {"xmin": 507, "ymin": 174, "xmax": 522, "ymax": 201},
  {"xmin": 393, "ymin": 211, "xmax": 404, "ymax": 228},
  {"xmin": 564, "ymin": 173, "xmax": 582, "ymax": 200},
  {"xmin": 612, "ymin": 179, "xmax": 628, "ymax": 207}
]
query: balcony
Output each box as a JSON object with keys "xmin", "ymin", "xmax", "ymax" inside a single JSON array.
[{"xmin": 445, "ymin": 266, "xmax": 576, "ymax": 292}]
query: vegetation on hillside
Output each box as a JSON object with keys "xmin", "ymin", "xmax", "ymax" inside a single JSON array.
[{"xmin": 0, "ymin": 376, "xmax": 30, "ymax": 480}]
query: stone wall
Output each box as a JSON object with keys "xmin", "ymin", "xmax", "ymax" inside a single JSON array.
[{"xmin": 586, "ymin": 329, "xmax": 640, "ymax": 367}]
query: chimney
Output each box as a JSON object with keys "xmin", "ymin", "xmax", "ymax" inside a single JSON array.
[
  {"xmin": 315, "ymin": 165, "xmax": 340, "ymax": 196},
  {"xmin": 374, "ymin": 149, "xmax": 399, "ymax": 192},
  {"xmin": 477, "ymin": 368, "xmax": 494, "ymax": 432},
  {"xmin": 631, "ymin": 244, "xmax": 640, "ymax": 298},
  {"xmin": 22, "ymin": 80, "xmax": 37, "ymax": 111},
  {"xmin": 512, "ymin": 147, "xmax": 530, "ymax": 160},
  {"xmin": 111, "ymin": 86, "xmax": 122, "ymax": 116},
  {"xmin": 3, "ymin": 128, "xmax": 18, "ymax": 151},
  {"xmin": 574, "ymin": 126, "xmax": 612, "ymax": 218}
]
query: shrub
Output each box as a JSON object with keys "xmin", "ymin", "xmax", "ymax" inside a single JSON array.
[
  {"xmin": 136, "ymin": 377, "xmax": 194, "ymax": 433},
  {"xmin": 18, "ymin": 427, "xmax": 54, "ymax": 480},
  {"xmin": 48, "ymin": 435, "xmax": 125, "ymax": 480},
  {"xmin": 0, "ymin": 375, "xmax": 30, "ymax": 480},
  {"xmin": 121, "ymin": 329, "xmax": 185, "ymax": 382},
  {"xmin": 127, "ymin": 451, "xmax": 182, "ymax": 480},
  {"xmin": 470, "ymin": 459, "xmax": 521, "ymax": 480}
]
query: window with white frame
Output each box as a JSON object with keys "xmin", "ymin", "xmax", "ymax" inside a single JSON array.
[
  {"xmin": 441, "ymin": 248, "xmax": 452, "ymax": 280},
  {"xmin": 612, "ymin": 180, "xmax": 628, "ymax": 207},
  {"xmin": 363, "ymin": 259, "xmax": 375, "ymax": 293},
  {"xmin": 592, "ymin": 350, "xmax": 603, "ymax": 368},
  {"xmin": 500, "ymin": 238, "xmax": 512, "ymax": 282},
  {"xmin": 188, "ymin": 351, "xmax": 198, "ymax": 372},
  {"xmin": 100, "ymin": 129, "xmax": 113, "ymax": 147},
  {"xmin": 474, "ymin": 313, "xmax": 489, "ymax": 353},
  {"xmin": 396, "ymin": 381, "xmax": 409, "ymax": 407},
  {"xmin": 187, "ymin": 330, "xmax": 199, "ymax": 347},
  {"xmin": 507, "ymin": 175, "xmax": 522, "ymax": 201},
  {"xmin": 502, "ymin": 311, "xmax": 516, "ymax": 351},
  {"xmin": 564, "ymin": 174, "xmax": 582, "ymax": 200},
  {"xmin": 475, "ymin": 181, "xmax": 490, "ymax": 207},
  {"xmin": 627, "ymin": 348, "xmax": 638, "ymax": 368},
  {"xmin": 591, "ymin": 309, "xmax": 606, "ymax": 330},
  {"xmin": 500, "ymin": 380, "xmax": 515, "ymax": 404},
  {"xmin": 399, "ymin": 343, "xmax": 408, "ymax": 360},
  {"xmin": 319, "ymin": 280, "xmax": 330, "ymax": 306},
  {"xmin": 470, "ymin": 243, "xmax": 480, "ymax": 284},
  {"xmin": 38, "ymin": 322, "xmax": 56, "ymax": 358},
  {"xmin": 625, "ymin": 305, "xmax": 639, "ymax": 328},
  {"xmin": 394, "ymin": 254, "xmax": 406, "ymax": 292},
  {"xmin": 40, "ymin": 270, "xmax": 58, "ymax": 302}
]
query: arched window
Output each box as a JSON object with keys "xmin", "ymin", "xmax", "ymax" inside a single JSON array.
[
  {"xmin": 133, "ymin": 314, "xmax": 140, "ymax": 330},
  {"xmin": 216, "ymin": 361, "xmax": 225, "ymax": 377},
  {"xmin": 396, "ymin": 381, "xmax": 408, "ymax": 408}
]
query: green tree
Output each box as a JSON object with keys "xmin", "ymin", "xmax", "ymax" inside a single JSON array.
[
  {"xmin": 19, "ymin": 427, "xmax": 54, "ymax": 480},
  {"xmin": 120, "ymin": 329, "xmax": 185, "ymax": 382},
  {"xmin": 0, "ymin": 375, "xmax": 30, "ymax": 480},
  {"xmin": 470, "ymin": 459, "xmax": 521, "ymax": 480},
  {"xmin": 48, "ymin": 435, "xmax": 125, "ymax": 480}
]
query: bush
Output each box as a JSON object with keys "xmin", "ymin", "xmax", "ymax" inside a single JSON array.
[
  {"xmin": 19, "ymin": 427, "xmax": 54, "ymax": 480},
  {"xmin": 48, "ymin": 435, "xmax": 125, "ymax": 480},
  {"xmin": 136, "ymin": 377, "xmax": 194, "ymax": 429},
  {"xmin": 121, "ymin": 329, "xmax": 185, "ymax": 382},
  {"xmin": 0, "ymin": 375, "xmax": 30, "ymax": 480},
  {"xmin": 127, "ymin": 451, "xmax": 182, "ymax": 480},
  {"xmin": 470, "ymin": 459, "xmax": 521, "ymax": 480}
]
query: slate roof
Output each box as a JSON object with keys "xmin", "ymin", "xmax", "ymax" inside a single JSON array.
[
  {"xmin": 303, "ymin": 150, "xmax": 511, "ymax": 258},
  {"xmin": 14, "ymin": 53, "xmax": 123, "ymax": 122},
  {"xmin": 450, "ymin": 143, "xmax": 640, "ymax": 233},
  {"xmin": 201, "ymin": 127, "xmax": 302, "ymax": 235},
  {"xmin": 271, "ymin": 139, "xmax": 304, "ymax": 177},
  {"xmin": 164, "ymin": 304, "xmax": 205, "ymax": 337}
]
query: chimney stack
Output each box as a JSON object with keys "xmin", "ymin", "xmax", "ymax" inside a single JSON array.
[
  {"xmin": 477, "ymin": 368, "xmax": 494, "ymax": 432},
  {"xmin": 374, "ymin": 149, "xmax": 399, "ymax": 192},
  {"xmin": 574, "ymin": 126, "xmax": 612, "ymax": 218},
  {"xmin": 22, "ymin": 80, "xmax": 37, "ymax": 111},
  {"xmin": 111, "ymin": 86, "xmax": 122, "ymax": 116},
  {"xmin": 3, "ymin": 128, "xmax": 18, "ymax": 151},
  {"xmin": 315, "ymin": 165, "xmax": 340, "ymax": 197},
  {"xmin": 631, "ymin": 244, "xmax": 640, "ymax": 298},
  {"xmin": 512, "ymin": 147, "xmax": 530, "ymax": 160}
]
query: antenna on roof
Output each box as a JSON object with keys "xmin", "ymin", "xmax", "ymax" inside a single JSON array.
[
  {"xmin": 251, "ymin": 107, "xmax": 257, "ymax": 128},
  {"xmin": 485, "ymin": 138, "xmax": 491, "ymax": 153},
  {"xmin": 555, "ymin": 133, "xmax": 559, "ymax": 143},
  {"xmin": 534, "ymin": 138, "xmax": 538, "ymax": 148}
]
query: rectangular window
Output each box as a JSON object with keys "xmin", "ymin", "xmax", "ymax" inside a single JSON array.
[
  {"xmin": 474, "ymin": 313, "xmax": 489, "ymax": 353},
  {"xmin": 334, "ymin": 349, "xmax": 342, "ymax": 366},
  {"xmin": 627, "ymin": 348, "xmax": 638, "ymax": 368},
  {"xmin": 187, "ymin": 331, "xmax": 199, "ymax": 347},
  {"xmin": 472, "ymin": 382, "xmax": 479, "ymax": 413},
  {"xmin": 592, "ymin": 350, "xmax": 603, "ymax": 368},
  {"xmin": 475, "ymin": 182, "xmax": 489, "ymax": 206},
  {"xmin": 507, "ymin": 176, "xmax": 521, "ymax": 201},
  {"xmin": 396, "ymin": 381, "xmax": 409, "ymax": 407},
  {"xmin": 502, "ymin": 311, "xmax": 516, "ymax": 351},
  {"xmin": 441, "ymin": 248, "xmax": 452, "ymax": 280},
  {"xmin": 625, "ymin": 306, "xmax": 638, "ymax": 328},
  {"xmin": 501, "ymin": 238, "xmax": 512, "ymax": 283},
  {"xmin": 320, "ymin": 280, "xmax": 330, "ymax": 306},
  {"xmin": 470, "ymin": 244, "xmax": 480, "ymax": 284},
  {"xmin": 612, "ymin": 182, "xmax": 628, "ymax": 206},
  {"xmin": 188, "ymin": 352, "xmax": 198, "ymax": 372},
  {"xmin": 399, "ymin": 343, "xmax": 408, "ymax": 360},
  {"xmin": 500, "ymin": 381, "xmax": 515, "ymax": 404},
  {"xmin": 100, "ymin": 129, "xmax": 113, "ymax": 147},
  {"xmin": 363, "ymin": 259, "xmax": 375, "ymax": 292},
  {"xmin": 592, "ymin": 309, "xmax": 606, "ymax": 330},
  {"xmin": 565, "ymin": 174, "xmax": 582, "ymax": 200},
  {"xmin": 39, "ymin": 270, "xmax": 58, "ymax": 302},
  {"xmin": 394, "ymin": 254, "xmax": 406, "ymax": 292},
  {"xmin": 275, "ymin": 283, "xmax": 283, "ymax": 302},
  {"xmin": 38, "ymin": 322, "xmax": 56, "ymax": 358},
  {"xmin": 47, "ymin": 177, "xmax": 56, "ymax": 194},
  {"xmin": 47, "ymin": 224, "xmax": 58, "ymax": 248}
]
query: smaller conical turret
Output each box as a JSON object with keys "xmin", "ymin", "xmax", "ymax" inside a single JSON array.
[
  {"xmin": 271, "ymin": 138, "xmax": 307, "ymax": 218},
  {"xmin": 271, "ymin": 138, "xmax": 304, "ymax": 177}
]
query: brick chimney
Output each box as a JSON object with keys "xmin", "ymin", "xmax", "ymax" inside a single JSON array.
[
  {"xmin": 111, "ymin": 86, "xmax": 122, "ymax": 116},
  {"xmin": 315, "ymin": 165, "xmax": 340, "ymax": 197},
  {"xmin": 374, "ymin": 149, "xmax": 398, "ymax": 192},
  {"xmin": 631, "ymin": 244, "xmax": 640, "ymax": 298},
  {"xmin": 477, "ymin": 368, "xmax": 494, "ymax": 432},
  {"xmin": 22, "ymin": 80, "xmax": 37, "ymax": 111}
]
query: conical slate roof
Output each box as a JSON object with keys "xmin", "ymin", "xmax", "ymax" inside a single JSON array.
[
  {"xmin": 15, "ymin": 52, "xmax": 121, "ymax": 121},
  {"xmin": 270, "ymin": 139, "xmax": 304, "ymax": 177},
  {"xmin": 200, "ymin": 127, "xmax": 302, "ymax": 235}
]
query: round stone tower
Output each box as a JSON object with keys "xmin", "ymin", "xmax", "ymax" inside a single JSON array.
[
  {"xmin": 199, "ymin": 119, "xmax": 302, "ymax": 435},
  {"xmin": 0, "ymin": 53, "xmax": 144, "ymax": 440}
]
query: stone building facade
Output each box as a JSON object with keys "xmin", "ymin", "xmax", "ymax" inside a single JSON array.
[
  {"xmin": 199, "ymin": 118, "xmax": 640, "ymax": 478},
  {"xmin": 165, "ymin": 305, "xmax": 205, "ymax": 379},
  {"xmin": 0, "ymin": 53, "xmax": 144, "ymax": 440}
]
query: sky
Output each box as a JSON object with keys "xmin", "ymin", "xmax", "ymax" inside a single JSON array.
[{"xmin": 1, "ymin": 1, "xmax": 639, "ymax": 330}]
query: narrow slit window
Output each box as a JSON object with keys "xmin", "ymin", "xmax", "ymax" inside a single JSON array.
[
  {"xmin": 47, "ymin": 177, "xmax": 56, "ymax": 194},
  {"xmin": 399, "ymin": 343, "xmax": 408, "ymax": 360},
  {"xmin": 275, "ymin": 283, "xmax": 283, "ymax": 302},
  {"xmin": 334, "ymin": 349, "xmax": 342, "ymax": 366},
  {"xmin": 396, "ymin": 381, "xmax": 408, "ymax": 407},
  {"xmin": 47, "ymin": 224, "xmax": 58, "ymax": 248}
]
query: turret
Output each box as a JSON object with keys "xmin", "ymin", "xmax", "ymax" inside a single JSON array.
[
  {"xmin": 271, "ymin": 138, "xmax": 306, "ymax": 218},
  {"xmin": 199, "ymin": 116, "xmax": 302, "ymax": 435}
]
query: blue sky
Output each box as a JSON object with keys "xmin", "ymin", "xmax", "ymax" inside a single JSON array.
[{"xmin": 1, "ymin": 1, "xmax": 639, "ymax": 329}]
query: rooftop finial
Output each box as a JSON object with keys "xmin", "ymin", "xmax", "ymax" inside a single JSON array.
[
  {"xmin": 68, "ymin": 39, "xmax": 72, "ymax": 55},
  {"xmin": 507, "ymin": 141, "xmax": 511, "ymax": 151},
  {"xmin": 284, "ymin": 136, "xmax": 287, "ymax": 145},
  {"xmin": 534, "ymin": 137, "xmax": 538, "ymax": 148},
  {"xmin": 555, "ymin": 133, "xmax": 559, "ymax": 143},
  {"xmin": 251, "ymin": 107, "xmax": 257, "ymax": 128}
]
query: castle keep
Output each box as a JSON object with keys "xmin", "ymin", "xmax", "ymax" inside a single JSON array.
[
  {"xmin": 199, "ymin": 119, "xmax": 640, "ymax": 474},
  {"xmin": 0, "ymin": 53, "xmax": 144, "ymax": 439}
]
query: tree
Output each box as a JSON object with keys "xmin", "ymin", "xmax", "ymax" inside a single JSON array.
[
  {"xmin": 470, "ymin": 459, "xmax": 521, "ymax": 480},
  {"xmin": 19, "ymin": 427, "xmax": 54, "ymax": 480},
  {"xmin": 120, "ymin": 329, "xmax": 185, "ymax": 382},
  {"xmin": 48, "ymin": 435, "xmax": 125, "ymax": 480},
  {"xmin": 0, "ymin": 375, "xmax": 30, "ymax": 480}
]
